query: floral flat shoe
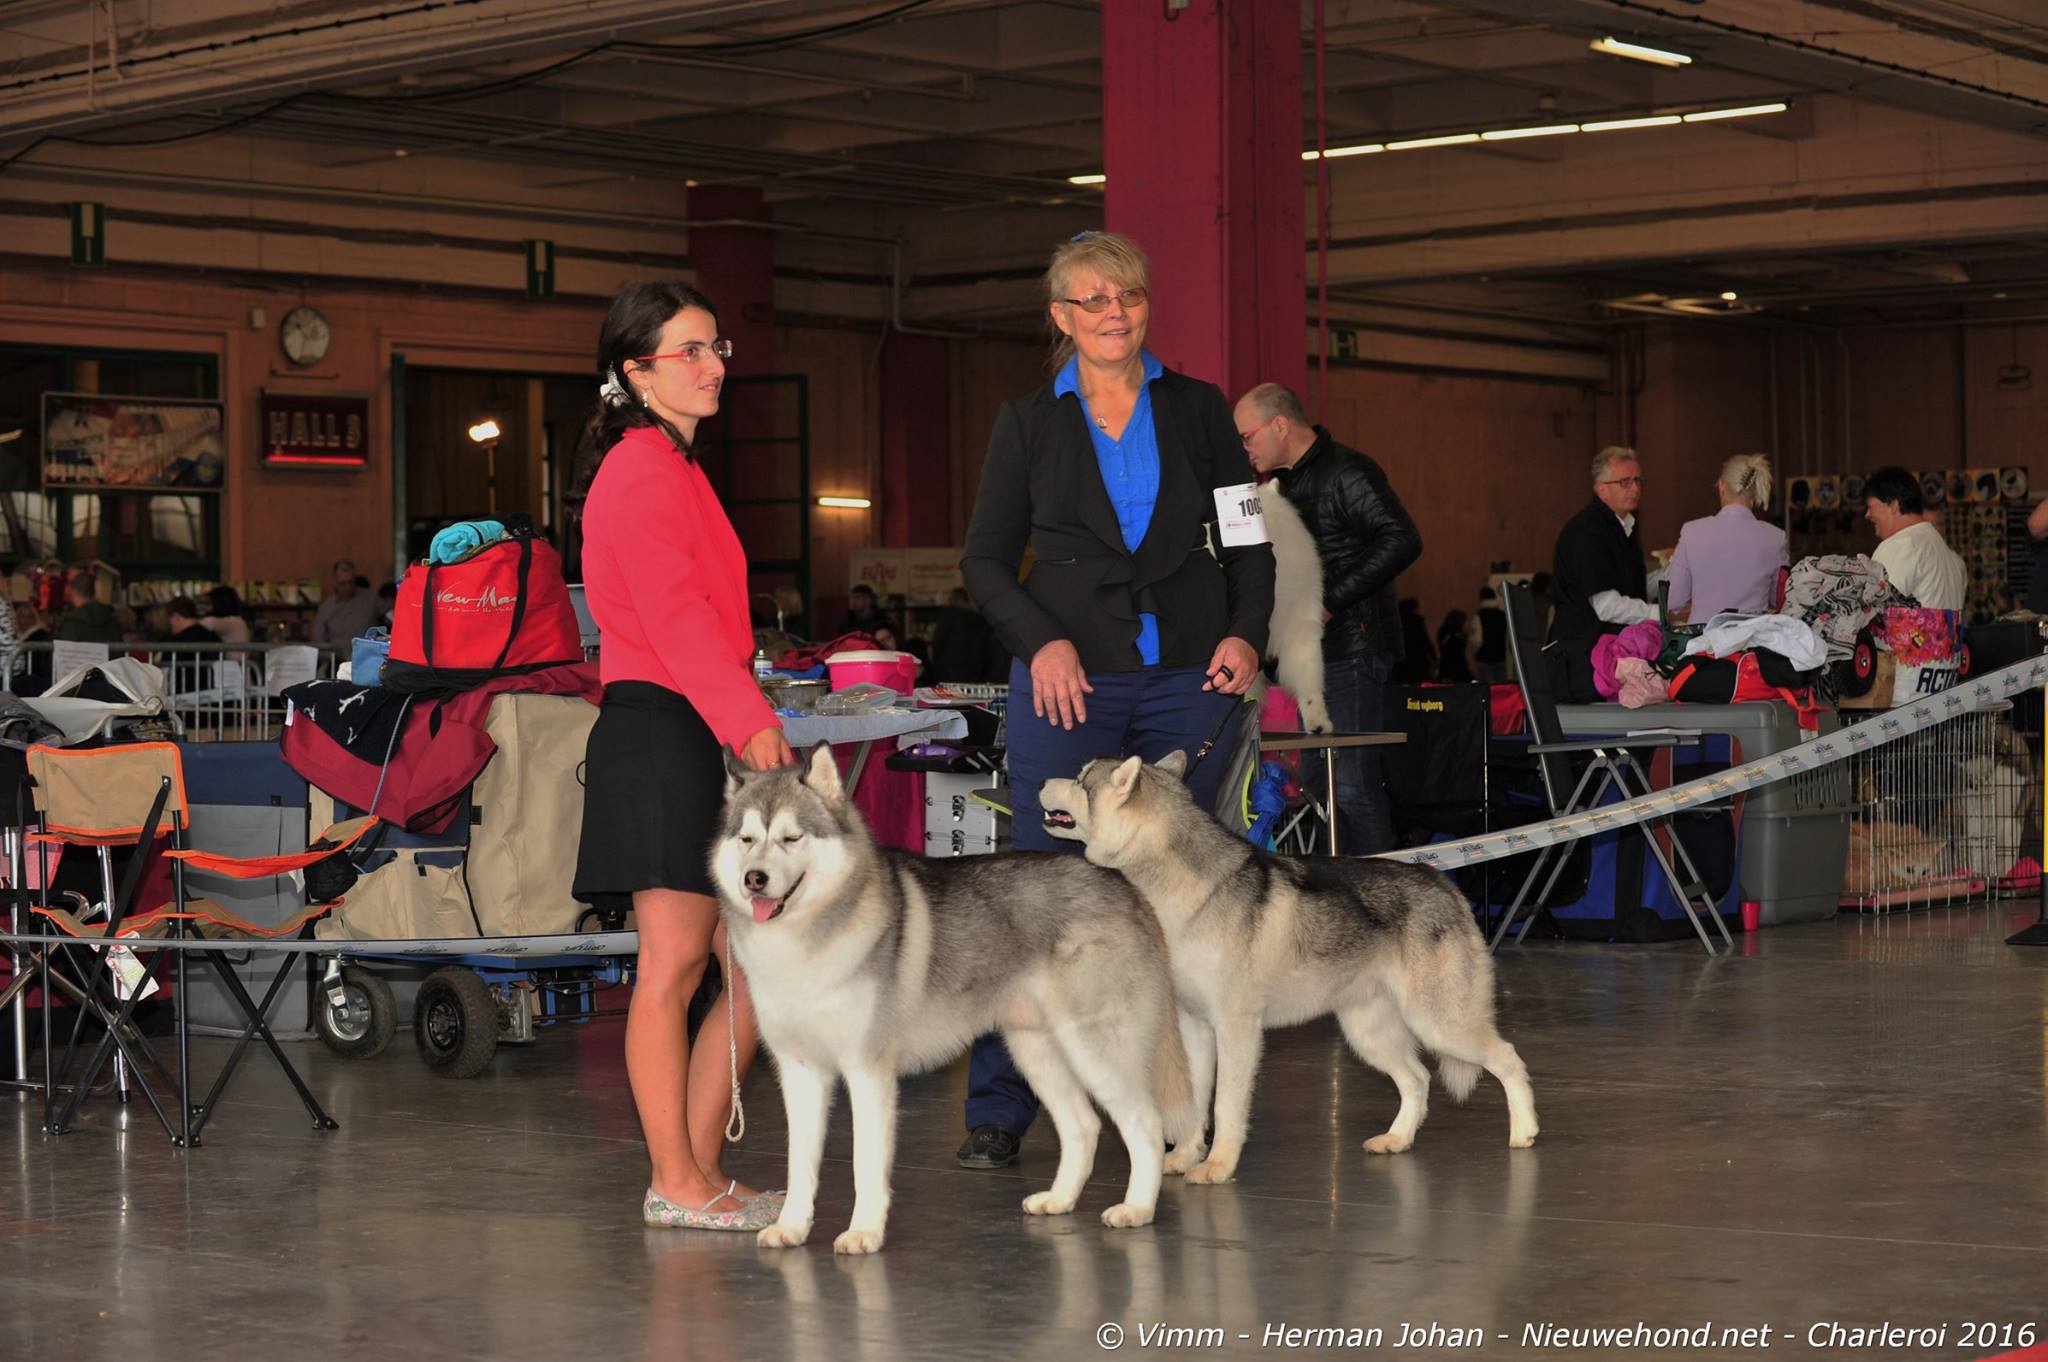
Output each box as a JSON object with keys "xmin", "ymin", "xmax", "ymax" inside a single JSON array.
[{"xmin": 643, "ymin": 1181, "xmax": 783, "ymax": 1232}]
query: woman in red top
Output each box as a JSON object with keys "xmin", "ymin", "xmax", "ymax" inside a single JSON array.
[{"xmin": 573, "ymin": 282, "xmax": 794, "ymax": 1232}]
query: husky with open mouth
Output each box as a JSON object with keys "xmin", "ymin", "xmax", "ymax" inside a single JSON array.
[
  {"xmin": 712, "ymin": 746, "xmax": 1196, "ymax": 1254},
  {"xmin": 1040, "ymin": 752, "xmax": 1537, "ymax": 1183}
]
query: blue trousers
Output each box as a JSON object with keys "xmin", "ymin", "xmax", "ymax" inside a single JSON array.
[
  {"xmin": 1306, "ymin": 651, "xmax": 1396, "ymax": 855},
  {"xmin": 965, "ymin": 659, "xmax": 1241, "ymax": 1136}
]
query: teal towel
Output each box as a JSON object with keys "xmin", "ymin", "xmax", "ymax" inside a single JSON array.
[{"xmin": 429, "ymin": 519, "xmax": 508, "ymax": 565}]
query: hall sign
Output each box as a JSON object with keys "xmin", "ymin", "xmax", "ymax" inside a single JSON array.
[{"xmin": 261, "ymin": 391, "xmax": 370, "ymax": 469}]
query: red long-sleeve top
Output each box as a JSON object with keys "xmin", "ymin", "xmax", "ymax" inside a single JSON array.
[{"xmin": 580, "ymin": 425, "xmax": 777, "ymax": 750}]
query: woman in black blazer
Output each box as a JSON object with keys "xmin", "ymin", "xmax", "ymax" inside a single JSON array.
[{"xmin": 952, "ymin": 230, "xmax": 1275, "ymax": 1168}]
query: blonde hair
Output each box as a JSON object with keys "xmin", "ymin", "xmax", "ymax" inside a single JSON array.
[
  {"xmin": 1719, "ymin": 453, "xmax": 1773, "ymax": 510},
  {"xmin": 1044, "ymin": 231, "xmax": 1150, "ymax": 369}
]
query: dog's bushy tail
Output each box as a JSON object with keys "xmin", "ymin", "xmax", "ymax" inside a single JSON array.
[
  {"xmin": 1153, "ymin": 1011, "xmax": 1200, "ymax": 1146},
  {"xmin": 1438, "ymin": 1057, "xmax": 1482, "ymax": 1104}
]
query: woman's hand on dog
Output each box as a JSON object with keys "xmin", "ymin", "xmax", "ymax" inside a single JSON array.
[
  {"xmin": 740, "ymin": 724, "xmax": 797, "ymax": 770},
  {"xmin": 1203, "ymin": 636, "xmax": 1258, "ymax": 695},
  {"xmin": 1031, "ymin": 639, "xmax": 1093, "ymax": 729}
]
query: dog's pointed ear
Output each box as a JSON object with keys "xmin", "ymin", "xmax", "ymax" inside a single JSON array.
[
  {"xmin": 722, "ymin": 748, "xmax": 750, "ymax": 797},
  {"xmin": 1109, "ymin": 754, "xmax": 1144, "ymax": 799},
  {"xmin": 799, "ymin": 743, "xmax": 844, "ymax": 803},
  {"xmin": 1155, "ymin": 750, "xmax": 1189, "ymax": 782}
]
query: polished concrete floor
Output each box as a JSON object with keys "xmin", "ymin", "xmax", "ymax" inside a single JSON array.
[{"xmin": 6, "ymin": 904, "xmax": 2048, "ymax": 1362}]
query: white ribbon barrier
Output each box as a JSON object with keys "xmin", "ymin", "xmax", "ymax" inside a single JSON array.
[
  {"xmin": 3, "ymin": 654, "xmax": 2044, "ymax": 954},
  {"xmin": 0, "ymin": 929, "xmax": 642, "ymax": 957},
  {"xmin": 1373, "ymin": 653, "xmax": 2048, "ymax": 872}
]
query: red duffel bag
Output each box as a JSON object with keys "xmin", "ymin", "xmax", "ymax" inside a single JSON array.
[{"xmin": 382, "ymin": 528, "xmax": 583, "ymax": 694}]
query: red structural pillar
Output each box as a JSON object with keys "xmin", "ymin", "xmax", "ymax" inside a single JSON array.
[
  {"xmin": 1102, "ymin": 0, "xmax": 1305, "ymax": 403},
  {"xmin": 686, "ymin": 185, "xmax": 775, "ymax": 376},
  {"xmin": 880, "ymin": 333, "xmax": 952, "ymax": 548}
]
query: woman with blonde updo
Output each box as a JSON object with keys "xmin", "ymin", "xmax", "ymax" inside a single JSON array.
[{"xmin": 1665, "ymin": 453, "xmax": 1789, "ymax": 621}]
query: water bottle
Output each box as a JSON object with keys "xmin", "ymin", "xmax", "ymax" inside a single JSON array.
[{"xmin": 753, "ymin": 647, "xmax": 773, "ymax": 681}]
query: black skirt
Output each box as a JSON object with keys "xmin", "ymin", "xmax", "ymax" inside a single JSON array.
[{"xmin": 573, "ymin": 681, "xmax": 727, "ymax": 901}]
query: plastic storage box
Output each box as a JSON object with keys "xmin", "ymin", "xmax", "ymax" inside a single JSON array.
[
  {"xmin": 826, "ymin": 649, "xmax": 918, "ymax": 695},
  {"xmin": 1554, "ymin": 700, "xmax": 1854, "ymax": 926}
]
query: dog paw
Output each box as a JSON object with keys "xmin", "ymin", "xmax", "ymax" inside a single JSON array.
[
  {"xmin": 1509, "ymin": 1126, "xmax": 1539, "ymax": 1149},
  {"xmin": 1163, "ymin": 1146, "xmax": 1208, "ymax": 1176},
  {"xmin": 1101, "ymin": 1202, "xmax": 1155, "ymax": 1229},
  {"xmin": 757, "ymin": 1220, "xmax": 813, "ymax": 1249},
  {"xmin": 1183, "ymin": 1158, "xmax": 1238, "ymax": 1184},
  {"xmin": 1363, "ymin": 1132, "xmax": 1414, "ymax": 1155},
  {"xmin": 1301, "ymin": 699, "xmax": 1332, "ymax": 735},
  {"xmin": 1022, "ymin": 1190, "xmax": 1076, "ymax": 1216},
  {"xmin": 833, "ymin": 1227, "xmax": 885, "ymax": 1255}
]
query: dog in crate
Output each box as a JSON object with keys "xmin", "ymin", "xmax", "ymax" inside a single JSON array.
[
  {"xmin": 712, "ymin": 746, "xmax": 1197, "ymax": 1254},
  {"xmin": 1843, "ymin": 817, "xmax": 1951, "ymax": 896},
  {"xmin": 1039, "ymin": 750, "xmax": 1539, "ymax": 1182},
  {"xmin": 1958, "ymin": 731, "xmax": 2034, "ymax": 877}
]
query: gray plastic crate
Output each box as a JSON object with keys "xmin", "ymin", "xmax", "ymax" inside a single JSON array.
[{"xmin": 1555, "ymin": 701, "xmax": 1853, "ymax": 925}]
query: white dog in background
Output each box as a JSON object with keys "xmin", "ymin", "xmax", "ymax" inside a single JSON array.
[{"xmin": 1258, "ymin": 482, "xmax": 1330, "ymax": 734}]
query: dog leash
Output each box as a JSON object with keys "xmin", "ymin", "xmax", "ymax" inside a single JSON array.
[
  {"xmin": 722, "ymin": 932, "xmax": 746, "ymax": 1143},
  {"xmin": 1186, "ymin": 690, "xmax": 1247, "ymax": 774}
]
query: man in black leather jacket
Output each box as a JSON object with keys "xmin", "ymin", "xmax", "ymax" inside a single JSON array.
[{"xmin": 1237, "ymin": 382, "xmax": 1422, "ymax": 853}]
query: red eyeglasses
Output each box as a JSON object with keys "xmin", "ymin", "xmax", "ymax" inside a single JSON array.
[{"xmin": 633, "ymin": 339, "xmax": 734, "ymax": 366}]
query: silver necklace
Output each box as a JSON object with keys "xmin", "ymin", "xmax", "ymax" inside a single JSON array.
[{"xmin": 1078, "ymin": 379, "xmax": 1126, "ymax": 431}]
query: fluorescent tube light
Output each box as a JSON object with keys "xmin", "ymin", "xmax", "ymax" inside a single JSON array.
[
  {"xmin": 1581, "ymin": 115, "xmax": 1683, "ymax": 132},
  {"xmin": 1479, "ymin": 124, "xmax": 1581, "ymax": 142},
  {"xmin": 1683, "ymin": 102, "xmax": 1790, "ymax": 122},
  {"xmin": 1386, "ymin": 132, "xmax": 1480, "ymax": 151},
  {"xmin": 817, "ymin": 496, "xmax": 872, "ymax": 509},
  {"xmin": 1591, "ymin": 36, "xmax": 1692, "ymax": 67}
]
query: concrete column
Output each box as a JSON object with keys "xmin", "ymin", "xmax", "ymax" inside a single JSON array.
[{"xmin": 1102, "ymin": 0, "xmax": 1305, "ymax": 403}]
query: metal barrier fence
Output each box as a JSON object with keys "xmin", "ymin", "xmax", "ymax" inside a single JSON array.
[
  {"xmin": 3, "ymin": 640, "xmax": 341, "ymax": 742},
  {"xmin": 1843, "ymin": 703, "xmax": 2031, "ymax": 911}
]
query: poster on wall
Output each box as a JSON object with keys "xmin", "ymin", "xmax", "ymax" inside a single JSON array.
[
  {"xmin": 848, "ymin": 548, "xmax": 965, "ymax": 605},
  {"xmin": 41, "ymin": 393, "xmax": 226, "ymax": 491},
  {"xmin": 260, "ymin": 391, "xmax": 370, "ymax": 469}
]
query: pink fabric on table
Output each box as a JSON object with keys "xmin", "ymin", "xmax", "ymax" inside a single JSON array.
[
  {"xmin": 1614, "ymin": 657, "xmax": 1667, "ymax": 709},
  {"xmin": 1590, "ymin": 619, "xmax": 1664, "ymax": 699}
]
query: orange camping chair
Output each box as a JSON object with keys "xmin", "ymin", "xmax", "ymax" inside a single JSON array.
[{"xmin": 25, "ymin": 742, "xmax": 369, "ymax": 1145}]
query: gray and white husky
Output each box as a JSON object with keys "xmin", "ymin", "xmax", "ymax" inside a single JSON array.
[
  {"xmin": 713, "ymin": 746, "xmax": 1196, "ymax": 1254},
  {"xmin": 1040, "ymin": 752, "xmax": 1537, "ymax": 1183}
]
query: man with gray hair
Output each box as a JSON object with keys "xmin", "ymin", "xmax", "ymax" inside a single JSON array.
[
  {"xmin": 1236, "ymin": 381, "xmax": 1421, "ymax": 853},
  {"xmin": 1549, "ymin": 446, "xmax": 1654, "ymax": 701}
]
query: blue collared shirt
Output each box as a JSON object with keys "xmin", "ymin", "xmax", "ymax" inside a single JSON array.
[{"xmin": 1055, "ymin": 349, "xmax": 1166, "ymax": 665}]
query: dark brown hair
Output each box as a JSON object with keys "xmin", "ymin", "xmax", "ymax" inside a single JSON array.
[{"xmin": 574, "ymin": 281, "xmax": 719, "ymax": 498}]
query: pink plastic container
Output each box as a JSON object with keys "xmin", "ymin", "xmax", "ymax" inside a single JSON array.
[{"xmin": 825, "ymin": 649, "xmax": 918, "ymax": 695}]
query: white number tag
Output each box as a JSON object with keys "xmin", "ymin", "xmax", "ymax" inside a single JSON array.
[{"xmin": 1212, "ymin": 483, "xmax": 1269, "ymax": 547}]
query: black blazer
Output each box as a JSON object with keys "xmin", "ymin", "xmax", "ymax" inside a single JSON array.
[
  {"xmin": 961, "ymin": 367, "xmax": 1275, "ymax": 674},
  {"xmin": 1550, "ymin": 500, "xmax": 1646, "ymax": 644}
]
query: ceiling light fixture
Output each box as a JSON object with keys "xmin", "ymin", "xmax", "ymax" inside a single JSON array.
[
  {"xmin": 1591, "ymin": 36, "xmax": 1692, "ymax": 67},
  {"xmin": 1479, "ymin": 123, "xmax": 1580, "ymax": 142},
  {"xmin": 1682, "ymin": 102, "xmax": 1790, "ymax": 122},
  {"xmin": 816, "ymin": 496, "xmax": 872, "ymax": 509},
  {"xmin": 1581, "ymin": 114, "xmax": 1684, "ymax": 132},
  {"xmin": 1719, "ymin": 290, "xmax": 1739, "ymax": 302},
  {"xmin": 1068, "ymin": 101, "xmax": 1790, "ymax": 186},
  {"xmin": 1387, "ymin": 132, "xmax": 1480, "ymax": 151},
  {"xmin": 1302, "ymin": 143, "xmax": 1387, "ymax": 160}
]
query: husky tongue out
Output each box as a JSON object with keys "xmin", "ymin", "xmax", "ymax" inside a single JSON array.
[{"xmin": 749, "ymin": 876, "xmax": 801, "ymax": 923}]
